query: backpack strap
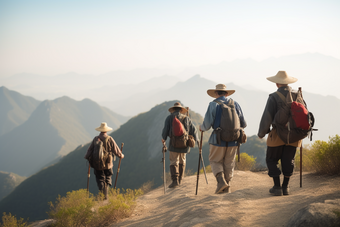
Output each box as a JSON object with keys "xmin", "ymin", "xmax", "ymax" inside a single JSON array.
[{"xmin": 275, "ymin": 91, "xmax": 286, "ymax": 103}]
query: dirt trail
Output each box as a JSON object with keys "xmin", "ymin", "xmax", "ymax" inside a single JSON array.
[{"xmin": 113, "ymin": 171, "xmax": 340, "ymax": 227}]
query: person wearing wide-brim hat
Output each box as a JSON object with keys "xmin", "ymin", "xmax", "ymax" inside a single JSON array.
[
  {"xmin": 258, "ymin": 71, "xmax": 303, "ymax": 196},
  {"xmin": 199, "ymin": 84, "xmax": 247, "ymax": 194},
  {"xmin": 162, "ymin": 102, "xmax": 199, "ymax": 188},
  {"xmin": 85, "ymin": 122, "xmax": 124, "ymax": 199}
]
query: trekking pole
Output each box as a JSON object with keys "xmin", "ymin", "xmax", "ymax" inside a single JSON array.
[
  {"xmin": 195, "ymin": 131, "xmax": 204, "ymax": 195},
  {"xmin": 200, "ymin": 142, "xmax": 208, "ymax": 184},
  {"xmin": 87, "ymin": 163, "xmax": 91, "ymax": 192},
  {"xmin": 162, "ymin": 140, "xmax": 167, "ymax": 194},
  {"xmin": 300, "ymin": 144, "xmax": 303, "ymax": 188},
  {"xmin": 114, "ymin": 143, "xmax": 124, "ymax": 189},
  {"xmin": 299, "ymin": 87, "xmax": 303, "ymax": 188}
]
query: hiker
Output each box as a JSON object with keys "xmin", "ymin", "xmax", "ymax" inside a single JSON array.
[
  {"xmin": 199, "ymin": 84, "xmax": 247, "ymax": 194},
  {"xmin": 85, "ymin": 122, "xmax": 124, "ymax": 199},
  {"xmin": 258, "ymin": 71, "xmax": 303, "ymax": 196},
  {"xmin": 162, "ymin": 102, "xmax": 199, "ymax": 188}
]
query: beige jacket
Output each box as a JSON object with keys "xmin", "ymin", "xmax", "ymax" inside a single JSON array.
[{"xmin": 267, "ymin": 128, "xmax": 302, "ymax": 148}]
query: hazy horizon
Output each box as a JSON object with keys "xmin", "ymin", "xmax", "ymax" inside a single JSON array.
[{"xmin": 1, "ymin": 0, "xmax": 340, "ymax": 75}]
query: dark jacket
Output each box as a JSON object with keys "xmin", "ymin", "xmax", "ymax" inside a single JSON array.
[
  {"xmin": 162, "ymin": 110, "xmax": 199, "ymax": 153},
  {"xmin": 258, "ymin": 86, "xmax": 302, "ymax": 147}
]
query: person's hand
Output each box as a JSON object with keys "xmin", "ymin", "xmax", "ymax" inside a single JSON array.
[
  {"xmin": 162, "ymin": 139, "xmax": 165, "ymax": 143},
  {"xmin": 199, "ymin": 125, "xmax": 203, "ymax": 132},
  {"xmin": 121, "ymin": 154, "xmax": 125, "ymax": 159}
]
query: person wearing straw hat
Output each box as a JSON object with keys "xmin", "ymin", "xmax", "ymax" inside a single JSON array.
[
  {"xmin": 258, "ymin": 71, "xmax": 302, "ymax": 196},
  {"xmin": 162, "ymin": 102, "xmax": 199, "ymax": 188},
  {"xmin": 85, "ymin": 122, "xmax": 124, "ymax": 199},
  {"xmin": 199, "ymin": 84, "xmax": 247, "ymax": 194}
]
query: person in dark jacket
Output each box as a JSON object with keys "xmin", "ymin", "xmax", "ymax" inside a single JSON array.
[
  {"xmin": 258, "ymin": 71, "xmax": 302, "ymax": 196},
  {"xmin": 162, "ymin": 102, "xmax": 199, "ymax": 188},
  {"xmin": 85, "ymin": 122, "xmax": 124, "ymax": 199}
]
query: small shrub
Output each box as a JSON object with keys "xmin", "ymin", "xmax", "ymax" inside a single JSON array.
[
  {"xmin": 49, "ymin": 188, "xmax": 143, "ymax": 227},
  {"xmin": 0, "ymin": 212, "xmax": 27, "ymax": 227},
  {"xmin": 235, "ymin": 153, "xmax": 256, "ymax": 171},
  {"xmin": 295, "ymin": 135, "xmax": 340, "ymax": 175},
  {"xmin": 49, "ymin": 189, "xmax": 95, "ymax": 227}
]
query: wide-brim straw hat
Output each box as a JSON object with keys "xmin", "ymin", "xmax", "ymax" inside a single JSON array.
[
  {"xmin": 267, "ymin": 71, "xmax": 298, "ymax": 84},
  {"xmin": 207, "ymin": 84, "xmax": 235, "ymax": 98},
  {"xmin": 95, "ymin": 122, "xmax": 113, "ymax": 132},
  {"xmin": 168, "ymin": 102, "xmax": 188, "ymax": 114}
]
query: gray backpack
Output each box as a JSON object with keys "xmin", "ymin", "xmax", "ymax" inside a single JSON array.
[
  {"xmin": 89, "ymin": 136, "xmax": 111, "ymax": 170},
  {"xmin": 214, "ymin": 99, "xmax": 246, "ymax": 144}
]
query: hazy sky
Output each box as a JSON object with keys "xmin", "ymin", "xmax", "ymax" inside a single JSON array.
[{"xmin": 1, "ymin": 0, "xmax": 340, "ymax": 76}]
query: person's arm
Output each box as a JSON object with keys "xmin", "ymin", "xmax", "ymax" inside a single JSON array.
[
  {"xmin": 200, "ymin": 102, "xmax": 216, "ymax": 131},
  {"xmin": 258, "ymin": 95, "xmax": 276, "ymax": 138},
  {"xmin": 161, "ymin": 115, "xmax": 171, "ymax": 141},
  {"xmin": 110, "ymin": 137, "xmax": 124, "ymax": 159},
  {"xmin": 84, "ymin": 137, "xmax": 95, "ymax": 159},
  {"xmin": 234, "ymin": 101, "xmax": 247, "ymax": 128}
]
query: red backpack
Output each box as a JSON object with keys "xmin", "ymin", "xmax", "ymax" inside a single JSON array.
[
  {"xmin": 170, "ymin": 114, "xmax": 188, "ymax": 148},
  {"xmin": 273, "ymin": 88, "xmax": 316, "ymax": 144},
  {"xmin": 172, "ymin": 116, "xmax": 185, "ymax": 137}
]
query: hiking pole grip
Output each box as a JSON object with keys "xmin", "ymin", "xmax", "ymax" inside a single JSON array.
[{"xmin": 114, "ymin": 143, "xmax": 124, "ymax": 189}]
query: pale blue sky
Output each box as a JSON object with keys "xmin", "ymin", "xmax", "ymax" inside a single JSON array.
[{"xmin": 1, "ymin": 0, "xmax": 340, "ymax": 76}]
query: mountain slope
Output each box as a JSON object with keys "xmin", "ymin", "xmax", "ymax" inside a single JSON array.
[
  {"xmin": 0, "ymin": 100, "xmax": 266, "ymax": 222},
  {"xmin": 0, "ymin": 86, "xmax": 40, "ymax": 136},
  {"xmin": 0, "ymin": 171, "xmax": 26, "ymax": 201},
  {"xmin": 0, "ymin": 96, "xmax": 129, "ymax": 176}
]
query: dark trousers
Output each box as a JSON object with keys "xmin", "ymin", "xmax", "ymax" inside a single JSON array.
[
  {"xmin": 266, "ymin": 145, "xmax": 297, "ymax": 177},
  {"xmin": 94, "ymin": 169, "xmax": 113, "ymax": 190}
]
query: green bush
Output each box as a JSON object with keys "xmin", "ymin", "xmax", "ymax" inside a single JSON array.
[
  {"xmin": 235, "ymin": 153, "xmax": 257, "ymax": 171},
  {"xmin": 49, "ymin": 188, "xmax": 143, "ymax": 227},
  {"xmin": 295, "ymin": 135, "xmax": 340, "ymax": 175},
  {"xmin": 0, "ymin": 212, "xmax": 27, "ymax": 227}
]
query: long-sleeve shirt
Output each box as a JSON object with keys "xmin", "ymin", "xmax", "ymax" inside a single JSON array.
[
  {"xmin": 162, "ymin": 110, "xmax": 199, "ymax": 153},
  {"xmin": 201, "ymin": 96, "xmax": 247, "ymax": 147},
  {"xmin": 85, "ymin": 132, "xmax": 123, "ymax": 169}
]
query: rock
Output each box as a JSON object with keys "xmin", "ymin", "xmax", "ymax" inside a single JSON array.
[{"xmin": 286, "ymin": 199, "xmax": 340, "ymax": 227}]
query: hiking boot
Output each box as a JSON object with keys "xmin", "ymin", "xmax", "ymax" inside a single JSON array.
[
  {"xmin": 169, "ymin": 165, "xmax": 179, "ymax": 188},
  {"xmin": 223, "ymin": 181, "xmax": 231, "ymax": 193},
  {"xmin": 269, "ymin": 186, "xmax": 283, "ymax": 196},
  {"xmin": 282, "ymin": 187, "xmax": 289, "ymax": 195},
  {"xmin": 215, "ymin": 172, "xmax": 229, "ymax": 194},
  {"xmin": 178, "ymin": 164, "xmax": 185, "ymax": 185},
  {"xmin": 168, "ymin": 179, "xmax": 179, "ymax": 188}
]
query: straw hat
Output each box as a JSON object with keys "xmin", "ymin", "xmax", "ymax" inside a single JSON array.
[
  {"xmin": 207, "ymin": 84, "xmax": 235, "ymax": 98},
  {"xmin": 168, "ymin": 102, "xmax": 188, "ymax": 114},
  {"xmin": 95, "ymin": 122, "xmax": 113, "ymax": 132},
  {"xmin": 266, "ymin": 71, "xmax": 298, "ymax": 84}
]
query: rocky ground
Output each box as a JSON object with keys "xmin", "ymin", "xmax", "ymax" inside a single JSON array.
[{"xmin": 113, "ymin": 170, "xmax": 340, "ymax": 227}]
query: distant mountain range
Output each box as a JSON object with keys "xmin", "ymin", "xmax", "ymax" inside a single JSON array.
[
  {"xmin": 1, "ymin": 53, "xmax": 339, "ymax": 102},
  {"xmin": 0, "ymin": 100, "xmax": 267, "ymax": 222},
  {"xmin": 0, "ymin": 87, "xmax": 129, "ymax": 176},
  {"xmin": 0, "ymin": 86, "xmax": 40, "ymax": 136},
  {"xmin": 109, "ymin": 74, "xmax": 339, "ymax": 144}
]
